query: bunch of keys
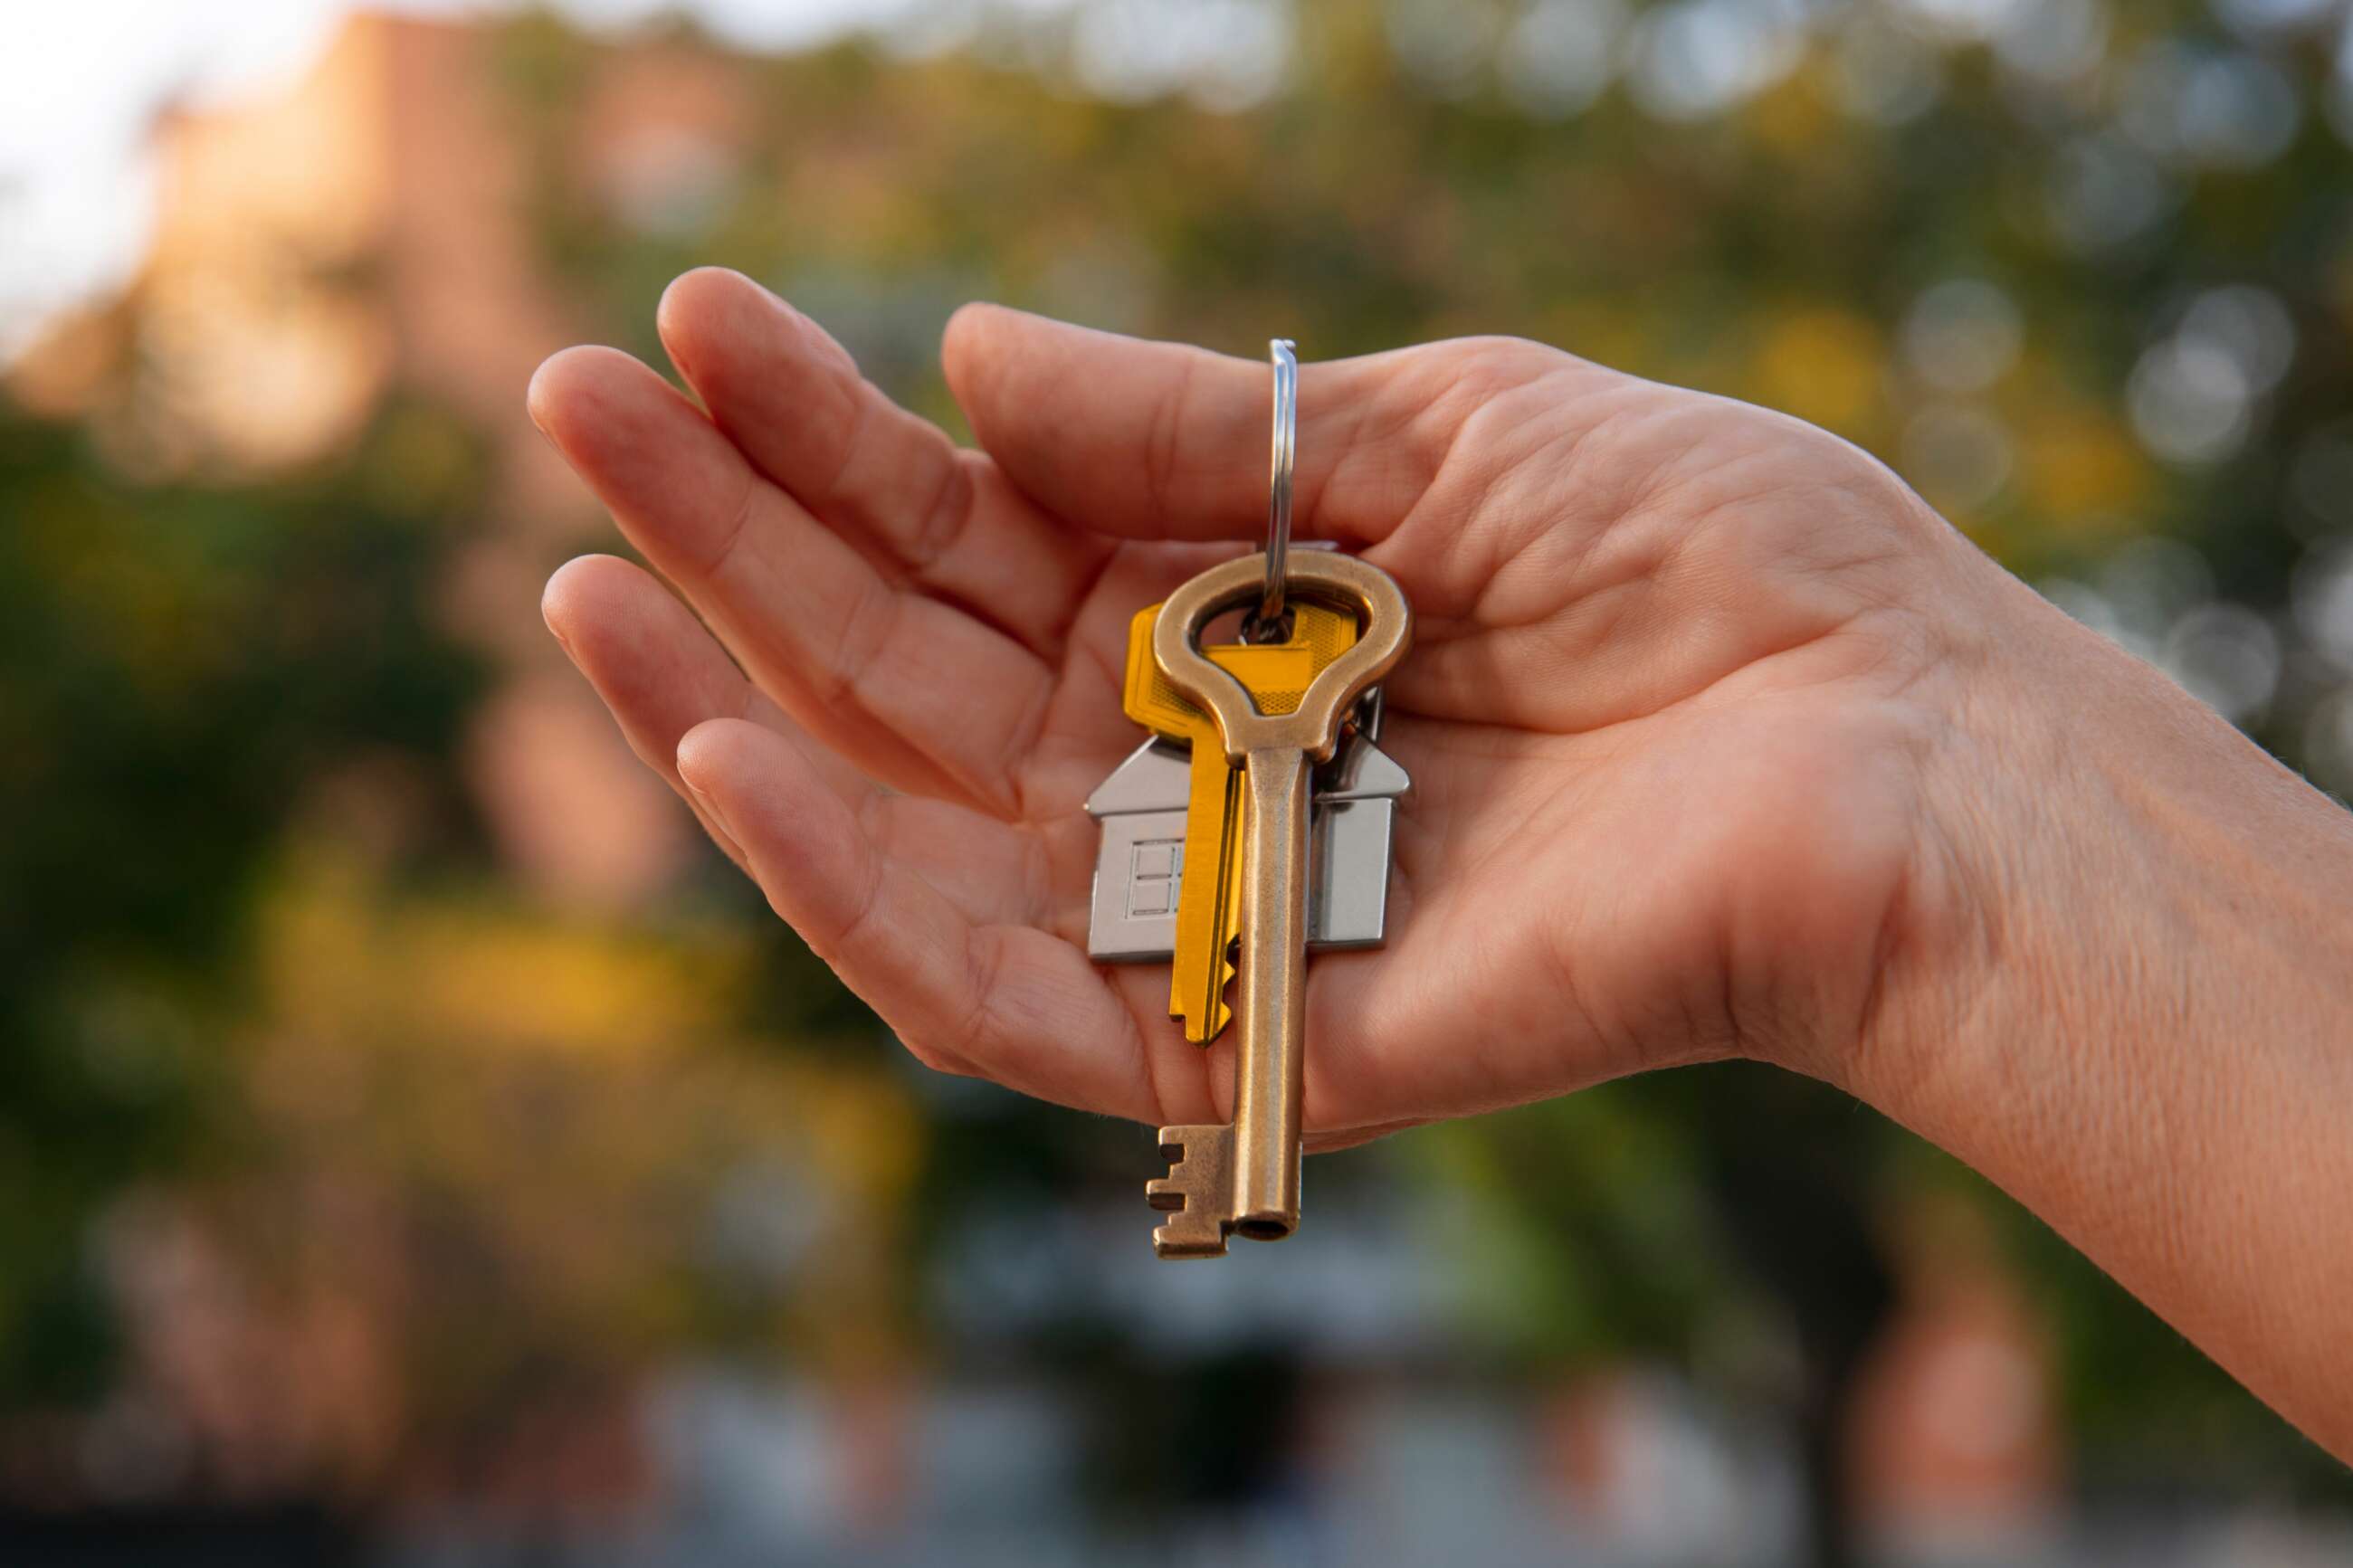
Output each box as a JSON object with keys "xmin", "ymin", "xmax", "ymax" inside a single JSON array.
[{"xmin": 1081, "ymin": 340, "xmax": 1415, "ymax": 1259}]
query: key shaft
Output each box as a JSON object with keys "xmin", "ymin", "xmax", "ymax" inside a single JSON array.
[
  {"xmin": 1230, "ymin": 741, "xmax": 1311, "ymax": 1236},
  {"xmin": 1173, "ymin": 741, "xmax": 1244, "ymax": 1040}
]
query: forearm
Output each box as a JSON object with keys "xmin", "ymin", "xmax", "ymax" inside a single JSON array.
[{"xmin": 1870, "ymin": 565, "xmax": 2353, "ymax": 1459}]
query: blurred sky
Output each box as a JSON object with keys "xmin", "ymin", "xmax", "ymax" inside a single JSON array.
[
  {"xmin": 2, "ymin": 0, "xmax": 2133, "ymax": 355},
  {"xmin": 18, "ymin": 0, "xmax": 2351, "ymax": 356},
  {"xmin": 0, "ymin": 0, "xmax": 934, "ymax": 352}
]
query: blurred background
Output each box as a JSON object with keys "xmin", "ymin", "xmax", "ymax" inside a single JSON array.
[{"xmin": 5, "ymin": 1, "xmax": 2352, "ymax": 1563}]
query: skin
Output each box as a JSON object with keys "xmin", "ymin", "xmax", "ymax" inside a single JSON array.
[{"xmin": 531, "ymin": 268, "xmax": 2353, "ymax": 1461}]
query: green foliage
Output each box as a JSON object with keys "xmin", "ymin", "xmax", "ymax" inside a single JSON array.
[
  {"xmin": 6, "ymin": 0, "xmax": 2352, "ymax": 1504},
  {"xmin": 492, "ymin": 5, "xmax": 2353, "ymax": 1477},
  {"xmin": 0, "ymin": 400, "xmax": 485, "ymax": 1399}
]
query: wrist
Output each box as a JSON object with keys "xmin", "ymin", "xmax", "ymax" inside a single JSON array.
[
  {"xmin": 1843, "ymin": 566, "xmax": 2353, "ymax": 1455},
  {"xmin": 1837, "ymin": 562, "xmax": 2088, "ymax": 1120},
  {"xmin": 1860, "ymin": 570, "xmax": 2353, "ymax": 1132}
]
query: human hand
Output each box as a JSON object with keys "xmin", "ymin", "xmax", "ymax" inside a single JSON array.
[
  {"xmin": 535, "ymin": 268, "xmax": 2353, "ymax": 1455},
  {"xmin": 529, "ymin": 267, "xmax": 2001, "ymax": 1148}
]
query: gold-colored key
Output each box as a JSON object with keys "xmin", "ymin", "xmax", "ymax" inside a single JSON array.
[
  {"xmin": 1145, "ymin": 551, "xmax": 1411, "ymax": 1258},
  {"xmin": 1120, "ymin": 601, "xmax": 1358, "ymax": 1043}
]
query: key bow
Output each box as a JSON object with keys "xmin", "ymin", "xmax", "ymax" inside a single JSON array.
[{"xmin": 1152, "ymin": 552, "xmax": 1413, "ymax": 764}]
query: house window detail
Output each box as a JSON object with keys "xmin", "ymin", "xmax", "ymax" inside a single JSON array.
[{"xmin": 1125, "ymin": 839, "xmax": 1183, "ymax": 917}]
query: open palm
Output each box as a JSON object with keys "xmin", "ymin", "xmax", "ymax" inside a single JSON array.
[{"xmin": 534, "ymin": 269, "xmax": 1968, "ymax": 1149}]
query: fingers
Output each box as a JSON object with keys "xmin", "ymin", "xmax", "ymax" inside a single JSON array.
[
  {"xmin": 941, "ymin": 305, "xmax": 1481, "ymax": 546},
  {"xmin": 677, "ymin": 717, "xmax": 1163, "ymax": 1119},
  {"xmin": 529, "ymin": 345, "xmax": 1053, "ymax": 817},
  {"xmin": 543, "ymin": 553, "xmax": 762, "ymax": 867},
  {"xmin": 654, "ymin": 269, "xmax": 1112, "ymax": 656},
  {"xmin": 543, "ymin": 554, "xmax": 1052, "ymax": 931}
]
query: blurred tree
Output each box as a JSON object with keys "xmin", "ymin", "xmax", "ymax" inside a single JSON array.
[
  {"xmin": 494, "ymin": 1, "xmax": 2353, "ymax": 1549},
  {"xmin": 0, "ymin": 395, "xmax": 482, "ymax": 1408},
  {"xmin": 6, "ymin": 0, "xmax": 2353, "ymax": 1555}
]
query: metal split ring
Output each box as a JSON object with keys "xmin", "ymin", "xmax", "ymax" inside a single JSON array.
[{"xmin": 1253, "ymin": 337, "xmax": 1298, "ymax": 637}]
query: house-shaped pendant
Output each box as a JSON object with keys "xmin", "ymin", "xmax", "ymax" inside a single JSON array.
[{"xmin": 1082, "ymin": 733, "xmax": 1411, "ymax": 962}]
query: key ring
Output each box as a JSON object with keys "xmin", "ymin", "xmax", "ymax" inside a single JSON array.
[{"xmin": 1250, "ymin": 337, "xmax": 1297, "ymax": 639}]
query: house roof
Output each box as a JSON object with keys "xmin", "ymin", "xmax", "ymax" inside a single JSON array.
[{"xmin": 1084, "ymin": 735, "xmax": 1410, "ymax": 818}]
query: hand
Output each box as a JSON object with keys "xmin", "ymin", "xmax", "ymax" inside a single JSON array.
[
  {"xmin": 529, "ymin": 267, "xmax": 1989, "ymax": 1147},
  {"xmin": 537, "ymin": 271, "xmax": 2353, "ymax": 1454}
]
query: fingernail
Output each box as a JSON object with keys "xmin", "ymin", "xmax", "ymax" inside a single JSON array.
[
  {"xmin": 524, "ymin": 364, "xmax": 554, "ymax": 435},
  {"xmin": 680, "ymin": 771, "xmax": 728, "ymax": 830},
  {"xmin": 680, "ymin": 772, "xmax": 748, "ymax": 864}
]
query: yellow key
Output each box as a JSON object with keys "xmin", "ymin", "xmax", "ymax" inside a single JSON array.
[{"xmin": 1120, "ymin": 600, "xmax": 1358, "ymax": 1043}]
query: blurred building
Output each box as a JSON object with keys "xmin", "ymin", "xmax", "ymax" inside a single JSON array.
[{"xmin": 10, "ymin": 12, "xmax": 711, "ymax": 914}]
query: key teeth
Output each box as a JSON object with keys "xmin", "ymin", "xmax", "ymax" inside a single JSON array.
[{"xmin": 1148, "ymin": 1124, "xmax": 1234, "ymax": 1259}]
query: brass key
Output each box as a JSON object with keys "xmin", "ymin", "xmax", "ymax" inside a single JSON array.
[
  {"xmin": 1120, "ymin": 601, "xmax": 1358, "ymax": 1043},
  {"xmin": 1144, "ymin": 551, "xmax": 1411, "ymax": 1257}
]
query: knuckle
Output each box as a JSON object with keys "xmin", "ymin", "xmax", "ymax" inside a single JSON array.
[{"xmin": 1434, "ymin": 334, "xmax": 1571, "ymax": 393}]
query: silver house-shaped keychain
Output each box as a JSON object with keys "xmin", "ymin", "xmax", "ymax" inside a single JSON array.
[{"xmin": 1082, "ymin": 731, "xmax": 1410, "ymax": 962}]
